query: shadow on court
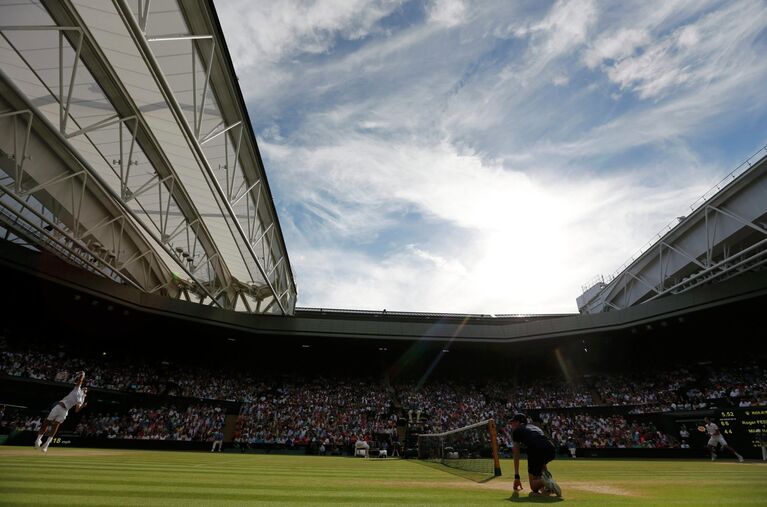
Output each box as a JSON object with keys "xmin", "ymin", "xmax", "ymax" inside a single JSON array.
[
  {"xmin": 508, "ymin": 491, "xmax": 564, "ymax": 503},
  {"xmin": 416, "ymin": 460, "xmax": 497, "ymax": 483}
]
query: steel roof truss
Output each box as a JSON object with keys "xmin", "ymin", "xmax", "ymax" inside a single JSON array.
[
  {"xmin": 143, "ymin": 30, "xmax": 218, "ymax": 141},
  {"xmin": 164, "ymin": 216, "xmax": 198, "ymax": 244},
  {"xmin": 231, "ymin": 178, "xmax": 259, "ymax": 208},
  {"xmin": 247, "ymin": 187, "xmax": 263, "ymax": 242},
  {"xmin": 33, "ymin": 0, "xmax": 234, "ymax": 305},
  {"xmin": 0, "ymin": 207, "xmax": 123, "ymax": 284},
  {"xmin": 265, "ymin": 224, "xmax": 276, "ymax": 273},
  {"xmin": 200, "ymin": 120, "xmax": 240, "ymax": 146},
  {"xmin": 118, "ymin": 119, "xmax": 139, "ymax": 199},
  {"xmin": 648, "ymin": 240, "xmax": 767, "ymax": 300},
  {"xmin": 659, "ymin": 241, "xmax": 706, "ymax": 270},
  {"xmin": 706, "ymin": 204, "xmax": 767, "ymax": 237},
  {"xmin": 160, "ymin": 34, "xmax": 220, "ymax": 138},
  {"xmin": 252, "ymin": 221, "xmax": 273, "ymax": 253},
  {"xmin": 0, "ymin": 180, "xmax": 143, "ymax": 289},
  {"xmin": 0, "ymin": 109, "xmax": 33, "ymax": 194},
  {"xmin": 126, "ymin": 173, "xmax": 171, "ymax": 202},
  {"xmin": 222, "ymin": 123, "xmax": 244, "ymax": 201},
  {"xmin": 268, "ymin": 255, "xmax": 284, "ymax": 277},
  {"xmin": 137, "ymin": 0, "xmax": 151, "ymax": 33},
  {"xmin": 65, "ymin": 113, "xmax": 121, "ymax": 139},
  {"xmin": 116, "ymin": 0, "xmax": 289, "ymax": 313},
  {"xmin": 0, "ymin": 26, "xmax": 83, "ymax": 136},
  {"xmin": 1, "ymin": 73, "xmax": 227, "ymax": 304},
  {"xmin": 237, "ymin": 290, "xmax": 253, "ymax": 313},
  {"xmin": 625, "ymin": 271, "xmax": 661, "ymax": 296}
]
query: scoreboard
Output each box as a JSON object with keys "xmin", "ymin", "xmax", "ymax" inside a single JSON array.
[{"xmin": 717, "ymin": 406, "xmax": 767, "ymax": 457}]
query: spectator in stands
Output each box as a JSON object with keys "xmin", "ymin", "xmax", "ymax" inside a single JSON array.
[{"xmin": 0, "ymin": 338, "xmax": 762, "ymax": 453}]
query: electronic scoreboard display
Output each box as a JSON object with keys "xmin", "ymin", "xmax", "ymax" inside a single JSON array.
[{"xmin": 716, "ymin": 406, "xmax": 767, "ymax": 458}]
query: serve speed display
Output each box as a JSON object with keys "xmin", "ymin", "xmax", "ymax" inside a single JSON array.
[{"xmin": 717, "ymin": 407, "xmax": 767, "ymax": 452}]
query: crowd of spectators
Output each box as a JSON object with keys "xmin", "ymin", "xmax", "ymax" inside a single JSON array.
[
  {"xmin": 235, "ymin": 377, "xmax": 397, "ymax": 449},
  {"xmin": 593, "ymin": 369, "xmax": 695, "ymax": 408},
  {"xmin": 75, "ymin": 404, "xmax": 225, "ymax": 441},
  {"xmin": 2, "ymin": 338, "xmax": 766, "ymax": 448},
  {"xmin": 0, "ymin": 406, "xmax": 42, "ymax": 434},
  {"xmin": 0, "ymin": 348, "xmax": 260, "ymax": 401},
  {"xmin": 495, "ymin": 380, "xmax": 594, "ymax": 410},
  {"xmin": 397, "ymin": 381, "xmax": 498, "ymax": 432},
  {"xmin": 396, "ymin": 382, "xmax": 677, "ymax": 449},
  {"xmin": 3, "ymin": 341, "xmax": 764, "ymax": 414},
  {"xmin": 532, "ymin": 411, "xmax": 678, "ymax": 449},
  {"xmin": 692, "ymin": 364, "xmax": 767, "ymax": 408}
]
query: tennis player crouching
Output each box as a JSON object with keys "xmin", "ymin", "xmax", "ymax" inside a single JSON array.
[{"xmin": 510, "ymin": 413, "xmax": 562, "ymax": 497}]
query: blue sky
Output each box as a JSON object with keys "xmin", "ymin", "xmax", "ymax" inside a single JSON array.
[{"xmin": 215, "ymin": 0, "xmax": 767, "ymax": 314}]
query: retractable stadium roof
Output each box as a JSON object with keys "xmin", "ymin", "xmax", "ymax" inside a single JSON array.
[
  {"xmin": 578, "ymin": 146, "xmax": 767, "ymax": 314},
  {"xmin": 0, "ymin": 0, "xmax": 296, "ymax": 314}
]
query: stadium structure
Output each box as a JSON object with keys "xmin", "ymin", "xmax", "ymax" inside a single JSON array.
[{"xmin": 1, "ymin": 1, "xmax": 767, "ymax": 504}]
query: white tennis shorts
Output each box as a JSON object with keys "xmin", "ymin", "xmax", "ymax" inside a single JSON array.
[
  {"xmin": 46, "ymin": 404, "xmax": 68, "ymax": 424},
  {"xmin": 708, "ymin": 434, "xmax": 727, "ymax": 447}
]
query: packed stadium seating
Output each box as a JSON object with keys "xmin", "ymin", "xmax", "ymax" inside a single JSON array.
[
  {"xmin": 2, "ymin": 332, "xmax": 766, "ymax": 453},
  {"xmin": 75, "ymin": 404, "xmax": 225, "ymax": 441}
]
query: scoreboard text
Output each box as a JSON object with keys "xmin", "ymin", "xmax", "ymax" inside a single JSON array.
[{"xmin": 717, "ymin": 407, "xmax": 767, "ymax": 450}]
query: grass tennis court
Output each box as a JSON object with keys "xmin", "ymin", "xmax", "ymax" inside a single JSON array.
[{"xmin": 1, "ymin": 448, "xmax": 765, "ymax": 505}]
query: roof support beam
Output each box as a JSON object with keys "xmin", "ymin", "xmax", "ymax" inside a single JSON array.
[
  {"xmin": 115, "ymin": 0, "xmax": 287, "ymax": 313},
  {"xmin": 40, "ymin": 0, "xmax": 233, "ymax": 303}
]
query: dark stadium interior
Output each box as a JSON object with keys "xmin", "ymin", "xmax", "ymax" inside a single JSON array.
[
  {"xmin": 2, "ymin": 237, "xmax": 766, "ymax": 461},
  {"xmin": 1, "ymin": 238, "xmax": 766, "ymax": 380}
]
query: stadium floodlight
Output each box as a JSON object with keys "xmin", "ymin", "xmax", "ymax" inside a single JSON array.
[{"xmin": 417, "ymin": 419, "xmax": 501, "ymax": 482}]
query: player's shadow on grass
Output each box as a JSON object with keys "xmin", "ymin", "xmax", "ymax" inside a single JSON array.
[{"xmin": 508, "ymin": 491, "xmax": 564, "ymax": 503}]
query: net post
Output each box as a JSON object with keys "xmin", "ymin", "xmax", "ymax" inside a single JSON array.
[{"xmin": 488, "ymin": 419, "xmax": 502, "ymax": 477}]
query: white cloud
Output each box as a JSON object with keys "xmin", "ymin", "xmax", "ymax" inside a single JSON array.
[
  {"xmin": 266, "ymin": 135, "xmax": 713, "ymax": 313},
  {"xmin": 217, "ymin": 0, "xmax": 403, "ymax": 65},
  {"xmin": 552, "ymin": 73, "xmax": 570, "ymax": 86},
  {"xmin": 516, "ymin": 0, "xmax": 598, "ymax": 64},
  {"xmin": 427, "ymin": 0, "xmax": 467, "ymax": 28},
  {"xmin": 583, "ymin": 28, "xmax": 650, "ymax": 69},
  {"xmin": 216, "ymin": 0, "xmax": 767, "ymax": 313},
  {"xmin": 586, "ymin": 1, "xmax": 767, "ymax": 100},
  {"xmin": 215, "ymin": 0, "xmax": 405, "ymax": 101}
]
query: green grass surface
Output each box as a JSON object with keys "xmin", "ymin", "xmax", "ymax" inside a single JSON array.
[{"xmin": 1, "ymin": 447, "xmax": 765, "ymax": 506}]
